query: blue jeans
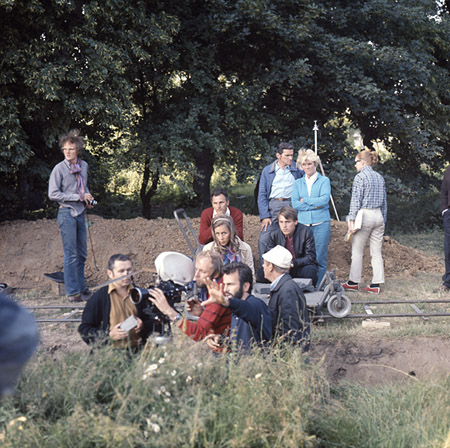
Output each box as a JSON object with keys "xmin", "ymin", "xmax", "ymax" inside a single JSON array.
[
  {"xmin": 57, "ymin": 208, "xmax": 87, "ymax": 296},
  {"xmin": 310, "ymin": 221, "xmax": 330, "ymax": 285}
]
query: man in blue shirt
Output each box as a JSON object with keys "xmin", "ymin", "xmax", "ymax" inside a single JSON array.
[
  {"xmin": 203, "ymin": 262, "xmax": 272, "ymax": 352},
  {"xmin": 257, "ymin": 142, "xmax": 303, "ymax": 265}
]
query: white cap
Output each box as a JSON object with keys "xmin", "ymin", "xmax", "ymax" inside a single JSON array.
[
  {"xmin": 155, "ymin": 252, "xmax": 195, "ymax": 285},
  {"xmin": 262, "ymin": 245, "xmax": 292, "ymax": 269}
]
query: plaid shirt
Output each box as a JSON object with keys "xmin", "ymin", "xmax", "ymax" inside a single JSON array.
[{"xmin": 348, "ymin": 166, "xmax": 387, "ymax": 223}]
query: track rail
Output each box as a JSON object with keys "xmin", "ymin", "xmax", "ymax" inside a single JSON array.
[
  {"xmin": 317, "ymin": 298, "xmax": 450, "ymax": 319},
  {"xmin": 26, "ymin": 299, "xmax": 450, "ymax": 323}
]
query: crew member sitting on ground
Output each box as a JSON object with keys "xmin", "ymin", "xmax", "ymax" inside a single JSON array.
[
  {"xmin": 148, "ymin": 251, "xmax": 231, "ymax": 345},
  {"xmin": 78, "ymin": 254, "xmax": 157, "ymax": 348},
  {"xmin": 261, "ymin": 245, "xmax": 311, "ymax": 351},
  {"xmin": 202, "ymin": 214, "xmax": 255, "ymax": 282},
  {"xmin": 257, "ymin": 206, "xmax": 318, "ymax": 286},
  {"xmin": 198, "ymin": 187, "xmax": 244, "ymax": 245},
  {"xmin": 202, "ymin": 262, "xmax": 272, "ymax": 352}
]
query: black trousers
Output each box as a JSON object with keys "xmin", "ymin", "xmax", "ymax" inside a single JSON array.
[{"xmin": 443, "ymin": 210, "xmax": 450, "ymax": 287}]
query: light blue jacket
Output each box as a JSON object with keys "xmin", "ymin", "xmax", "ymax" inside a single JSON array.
[{"xmin": 292, "ymin": 173, "xmax": 331, "ymax": 225}]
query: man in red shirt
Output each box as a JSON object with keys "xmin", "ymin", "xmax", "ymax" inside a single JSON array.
[
  {"xmin": 148, "ymin": 251, "xmax": 231, "ymax": 343},
  {"xmin": 198, "ymin": 188, "xmax": 244, "ymax": 244}
]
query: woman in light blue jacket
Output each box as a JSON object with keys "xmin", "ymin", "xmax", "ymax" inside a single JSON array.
[{"xmin": 292, "ymin": 149, "xmax": 331, "ymax": 285}]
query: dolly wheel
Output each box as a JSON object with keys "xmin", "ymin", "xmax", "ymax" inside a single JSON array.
[{"xmin": 327, "ymin": 294, "xmax": 352, "ymax": 318}]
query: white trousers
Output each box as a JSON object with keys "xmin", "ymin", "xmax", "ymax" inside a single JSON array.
[{"xmin": 349, "ymin": 208, "xmax": 385, "ymax": 284}]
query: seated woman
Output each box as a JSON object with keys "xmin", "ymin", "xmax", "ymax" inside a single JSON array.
[{"xmin": 202, "ymin": 214, "xmax": 255, "ymax": 282}]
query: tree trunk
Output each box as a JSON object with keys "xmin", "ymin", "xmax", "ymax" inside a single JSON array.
[
  {"xmin": 140, "ymin": 155, "xmax": 159, "ymax": 219},
  {"xmin": 192, "ymin": 147, "xmax": 215, "ymax": 207}
]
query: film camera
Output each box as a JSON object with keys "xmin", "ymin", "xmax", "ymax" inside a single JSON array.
[
  {"xmin": 130, "ymin": 280, "xmax": 190, "ymax": 321},
  {"xmin": 130, "ymin": 252, "xmax": 195, "ymax": 326}
]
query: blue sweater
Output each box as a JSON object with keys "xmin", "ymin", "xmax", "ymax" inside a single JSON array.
[
  {"xmin": 228, "ymin": 295, "xmax": 272, "ymax": 351},
  {"xmin": 291, "ymin": 173, "xmax": 331, "ymax": 225}
]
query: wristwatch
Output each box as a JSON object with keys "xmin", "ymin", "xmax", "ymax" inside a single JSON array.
[{"xmin": 171, "ymin": 313, "xmax": 182, "ymax": 323}]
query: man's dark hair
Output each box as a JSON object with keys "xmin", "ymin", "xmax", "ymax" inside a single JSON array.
[
  {"xmin": 276, "ymin": 142, "xmax": 294, "ymax": 155},
  {"xmin": 223, "ymin": 262, "xmax": 253, "ymax": 293},
  {"xmin": 107, "ymin": 254, "xmax": 131, "ymax": 271},
  {"xmin": 210, "ymin": 187, "xmax": 229, "ymax": 200},
  {"xmin": 278, "ymin": 206, "xmax": 298, "ymax": 222}
]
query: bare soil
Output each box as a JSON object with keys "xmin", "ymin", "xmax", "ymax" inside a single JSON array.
[{"xmin": 1, "ymin": 214, "xmax": 448, "ymax": 384}]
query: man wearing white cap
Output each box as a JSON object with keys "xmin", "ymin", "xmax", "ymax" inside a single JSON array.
[{"xmin": 262, "ymin": 245, "xmax": 310, "ymax": 350}]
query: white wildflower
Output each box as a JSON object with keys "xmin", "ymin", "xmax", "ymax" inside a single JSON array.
[
  {"xmin": 146, "ymin": 419, "xmax": 160, "ymax": 433},
  {"xmin": 186, "ymin": 375, "xmax": 192, "ymax": 383},
  {"xmin": 171, "ymin": 370, "xmax": 177, "ymax": 376},
  {"xmin": 255, "ymin": 373, "xmax": 262, "ymax": 379}
]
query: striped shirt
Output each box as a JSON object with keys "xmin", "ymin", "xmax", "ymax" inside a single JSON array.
[
  {"xmin": 348, "ymin": 166, "xmax": 387, "ymax": 223},
  {"xmin": 177, "ymin": 303, "xmax": 231, "ymax": 341}
]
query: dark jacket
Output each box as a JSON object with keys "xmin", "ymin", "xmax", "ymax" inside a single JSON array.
[
  {"xmin": 228, "ymin": 295, "xmax": 272, "ymax": 351},
  {"xmin": 269, "ymin": 274, "xmax": 310, "ymax": 350},
  {"xmin": 78, "ymin": 286, "xmax": 157, "ymax": 345},
  {"xmin": 268, "ymin": 223, "xmax": 317, "ymax": 269},
  {"xmin": 441, "ymin": 166, "xmax": 450, "ymax": 213}
]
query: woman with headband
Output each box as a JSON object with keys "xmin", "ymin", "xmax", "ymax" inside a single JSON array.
[{"xmin": 202, "ymin": 214, "xmax": 255, "ymax": 282}]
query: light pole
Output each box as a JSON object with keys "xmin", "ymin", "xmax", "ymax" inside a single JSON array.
[{"xmin": 313, "ymin": 121, "xmax": 340, "ymax": 221}]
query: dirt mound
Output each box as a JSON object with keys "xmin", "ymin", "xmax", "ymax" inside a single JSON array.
[
  {"xmin": 0, "ymin": 214, "xmax": 442, "ymax": 289},
  {"xmin": 311, "ymin": 337, "xmax": 450, "ymax": 384}
]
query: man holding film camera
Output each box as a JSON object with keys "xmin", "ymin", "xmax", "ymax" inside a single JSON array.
[
  {"xmin": 148, "ymin": 251, "xmax": 231, "ymax": 346},
  {"xmin": 78, "ymin": 254, "xmax": 157, "ymax": 348}
]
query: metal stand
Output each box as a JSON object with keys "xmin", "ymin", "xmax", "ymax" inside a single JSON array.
[{"xmin": 313, "ymin": 121, "xmax": 340, "ymax": 221}]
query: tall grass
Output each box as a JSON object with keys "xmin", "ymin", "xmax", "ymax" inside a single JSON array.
[
  {"xmin": 2, "ymin": 336, "xmax": 449, "ymax": 448},
  {"xmin": 310, "ymin": 377, "xmax": 450, "ymax": 448},
  {"xmin": 0, "ymin": 340, "xmax": 322, "ymax": 447}
]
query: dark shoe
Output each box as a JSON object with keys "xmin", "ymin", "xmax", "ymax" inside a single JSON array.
[
  {"xmin": 433, "ymin": 284, "xmax": 450, "ymax": 294},
  {"xmin": 81, "ymin": 289, "xmax": 93, "ymax": 300},
  {"xmin": 361, "ymin": 286, "xmax": 381, "ymax": 294},
  {"xmin": 342, "ymin": 282, "xmax": 359, "ymax": 291},
  {"xmin": 67, "ymin": 294, "xmax": 82, "ymax": 303}
]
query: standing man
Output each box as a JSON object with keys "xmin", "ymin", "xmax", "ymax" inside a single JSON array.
[
  {"xmin": 261, "ymin": 245, "xmax": 310, "ymax": 351},
  {"xmin": 198, "ymin": 187, "xmax": 244, "ymax": 244},
  {"xmin": 435, "ymin": 166, "xmax": 450, "ymax": 293},
  {"xmin": 203, "ymin": 262, "xmax": 272, "ymax": 352},
  {"xmin": 49, "ymin": 129, "xmax": 95, "ymax": 302},
  {"xmin": 258, "ymin": 207, "xmax": 318, "ymax": 286},
  {"xmin": 257, "ymin": 142, "xmax": 303, "ymax": 265},
  {"xmin": 78, "ymin": 254, "xmax": 157, "ymax": 348},
  {"xmin": 148, "ymin": 251, "xmax": 231, "ymax": 344}
]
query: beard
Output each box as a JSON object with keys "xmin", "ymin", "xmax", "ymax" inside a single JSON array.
[{"xmin": 225, "ymin": 284, "xmax": 244, "ymax": 300}]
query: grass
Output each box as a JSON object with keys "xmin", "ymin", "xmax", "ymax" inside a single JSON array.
[
  {"xmin": 1, "ymin": 337, "xmax": 449, "ymax": 448},
  {"xmin": 390, "ymin": 229, "xmax": 444, "ymax": 261},
  {"xmin": 312, "ymin": 272, "xmax": 450, "ymax": 342}
]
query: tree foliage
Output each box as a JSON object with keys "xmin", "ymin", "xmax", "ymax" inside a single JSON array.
[{"xmin": 0, "ymin": 0, "xmax": 448, "ymax": 220}]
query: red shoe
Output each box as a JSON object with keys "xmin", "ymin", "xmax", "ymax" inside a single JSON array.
[
  {"xmin": 361, "ymin": 286, "xmax": 381, "ymax": 294},
  {"xmin": 342, "ymin": 282, "xmax": 359, "ymax": 291}
]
